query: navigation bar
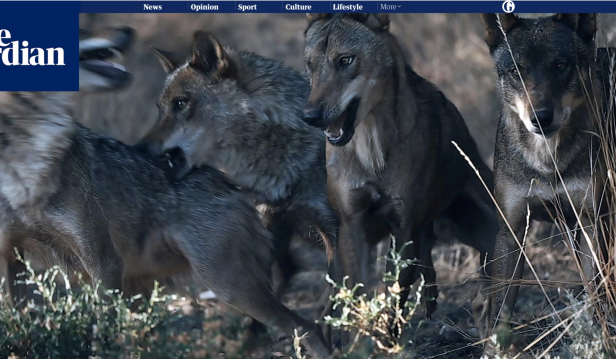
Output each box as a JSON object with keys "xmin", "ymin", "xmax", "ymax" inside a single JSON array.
[{"xmin": 80, "ymin": 1, "xmax": 616, "ymax": 13}]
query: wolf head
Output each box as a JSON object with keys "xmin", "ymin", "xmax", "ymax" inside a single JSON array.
[
  {"xmin": 303, "ymin": 13, "xmax": 393, "ymax": 146},
  {"xmin": 135, "ymin": 31, "xmax": 242, "ymax": 179},
  {"xmin": 139, "ymin": 30, "xmax": 315, "ymax": 183},
  {"xmin": 480, "ymin": 13, "xmax": 597, "ymax": 137},
  {"xmin": 79, "ymin": 26, "xmax": 134, "ymax": 92}
]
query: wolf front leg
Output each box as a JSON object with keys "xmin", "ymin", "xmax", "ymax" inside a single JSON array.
[
  {"xmin": 335, "ymin": 213, "xmax": 372, "ymax": 290},
  {"xmin": 487, "ymin": 197, "xmax": 529, "ymax": 347},
  {"xmin": 388, "ymin": 224, "xmax": 438, "ymax": 323},
  {"xmin": 417, "ymin": 225, "xmax": 438, "ymax": 319},
  {"xmin": 77, "ymin": 222, "xmax": 125, "ymax": 293},
  {"xmin": 302, "ymin": 203, "xmax": 342, "ymax": 349},
  {"xmin": 318, "ymin": 214, "xmax": 370, "ymax": 349},
  {"xmin": 261, "ymin": 209, "xmax": 298, "ymax": 297},
  {"xmin": 576, "ymin": 213, "xmax": 601, "ymax": 292}
]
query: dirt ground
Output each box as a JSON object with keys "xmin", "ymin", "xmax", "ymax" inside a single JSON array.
[{"xmin": 73, "ymin": 13, "xmax": 616, "ymax": 358}]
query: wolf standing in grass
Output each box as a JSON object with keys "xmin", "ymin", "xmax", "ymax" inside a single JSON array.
[
  {"xmin": 137, "ymin": 31, "xmax": 341, "ymax": 299},
  {"xmin": 479, "ymin": 12, "xmax": 614, "ymax": 343},
  {"xmin": 1, "ymin": 25, "xmax": 135, "ymax": 306},
  {"xmin": 0, "ymin": 28, "xmax": 330, "ymax": 358},
  {"xmin": 302, "ymin": 13, "xmax": 498, "ymax": 322}
]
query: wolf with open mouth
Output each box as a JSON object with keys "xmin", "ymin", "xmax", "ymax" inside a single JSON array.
[{"xmin": 302, "ymin": 14, "xmax": 499, "ymax": 341}]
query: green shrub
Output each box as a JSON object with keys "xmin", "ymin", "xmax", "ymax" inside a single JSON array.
[{"xmin": 0, "ymin": 257, "xmax": 250, "ymax": 359}]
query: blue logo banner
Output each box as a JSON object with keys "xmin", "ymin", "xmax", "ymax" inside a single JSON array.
[{"xmin": 0, "ymin": 2, "xmax": 79, "ymax": 91}]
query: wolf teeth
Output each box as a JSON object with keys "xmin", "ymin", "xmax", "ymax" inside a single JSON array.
[{"xmin": 324, "ymin": 128, "xmax": 343, "ymax": 140}]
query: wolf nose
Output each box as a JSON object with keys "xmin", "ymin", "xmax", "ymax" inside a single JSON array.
[
  {"xmin": 303, "ymin": 109, "xmax": 323, "ymax": 127},
  {"xmin": 531, "ymin": 110, "xmax": 554, "ymax": 129}
]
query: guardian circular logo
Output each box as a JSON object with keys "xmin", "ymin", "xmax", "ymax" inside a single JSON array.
[{"xmin": 502, "ymin": 0, "xmax": 515, "ymax": 13}]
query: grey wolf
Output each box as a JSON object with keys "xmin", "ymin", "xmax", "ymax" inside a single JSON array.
[
  {"xmin": 136, "ymin": 31, "xmax": 341, "ymax": 305},
  {"xmin": 0, "ymin": 32, "xmax": 330, "ymax": 359},
  {"xmin": 2, "ymin": 25, "xmax": 135, "ymax": 303},
  {"xmin": 302, "ymin": 13, "xmax": 498, "ymax": 322},
  {"xmin": 479, "ymin": 12, "xmax": 613, "ymax": 342}
]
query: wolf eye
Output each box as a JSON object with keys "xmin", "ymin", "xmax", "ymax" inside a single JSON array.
[
  {"xmin": 509, "ymin": 66, "xmax": 519, "ymax": 77},
  {"xmin": 338, "ymin": 56, "xmax": 355, "ymax": 67},
  {"xmin": 173, "ymin": 98, "xmax": 188, "ymax": 112},
  {"xmin": 555, "ymin": 61, "xmax": 568, "ymax": 71}
]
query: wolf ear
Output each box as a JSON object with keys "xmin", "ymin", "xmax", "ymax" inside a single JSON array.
[
  {"xmin": 348, "ymin": 13, "xmax": 390, "ymax": 32},
  {"xmin": 190, "ymin": 31, "xmax": 237, "ymax": 79},
  {"xmin": 306, "ymin": 13, "xmax": 332, "ymax": 27},
  {"xmin": 553, "ymin": 13, "xmax": 597, "ymax": 41},
  {"xmin": 151, "ymin": 48, "xmax": 185, "ymax": 73},
  {"xmin": 479, "ymin": 13, "xmax": 519, "ymax": 47}
]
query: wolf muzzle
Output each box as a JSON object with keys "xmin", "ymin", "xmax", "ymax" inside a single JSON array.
[
  {"xmin": 531, "ymin": 109, "xmax": 554, "ymax": 130},
  {"xmin": 303, "ymin": 98, "xmax": 361, "ymax": 146}
]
